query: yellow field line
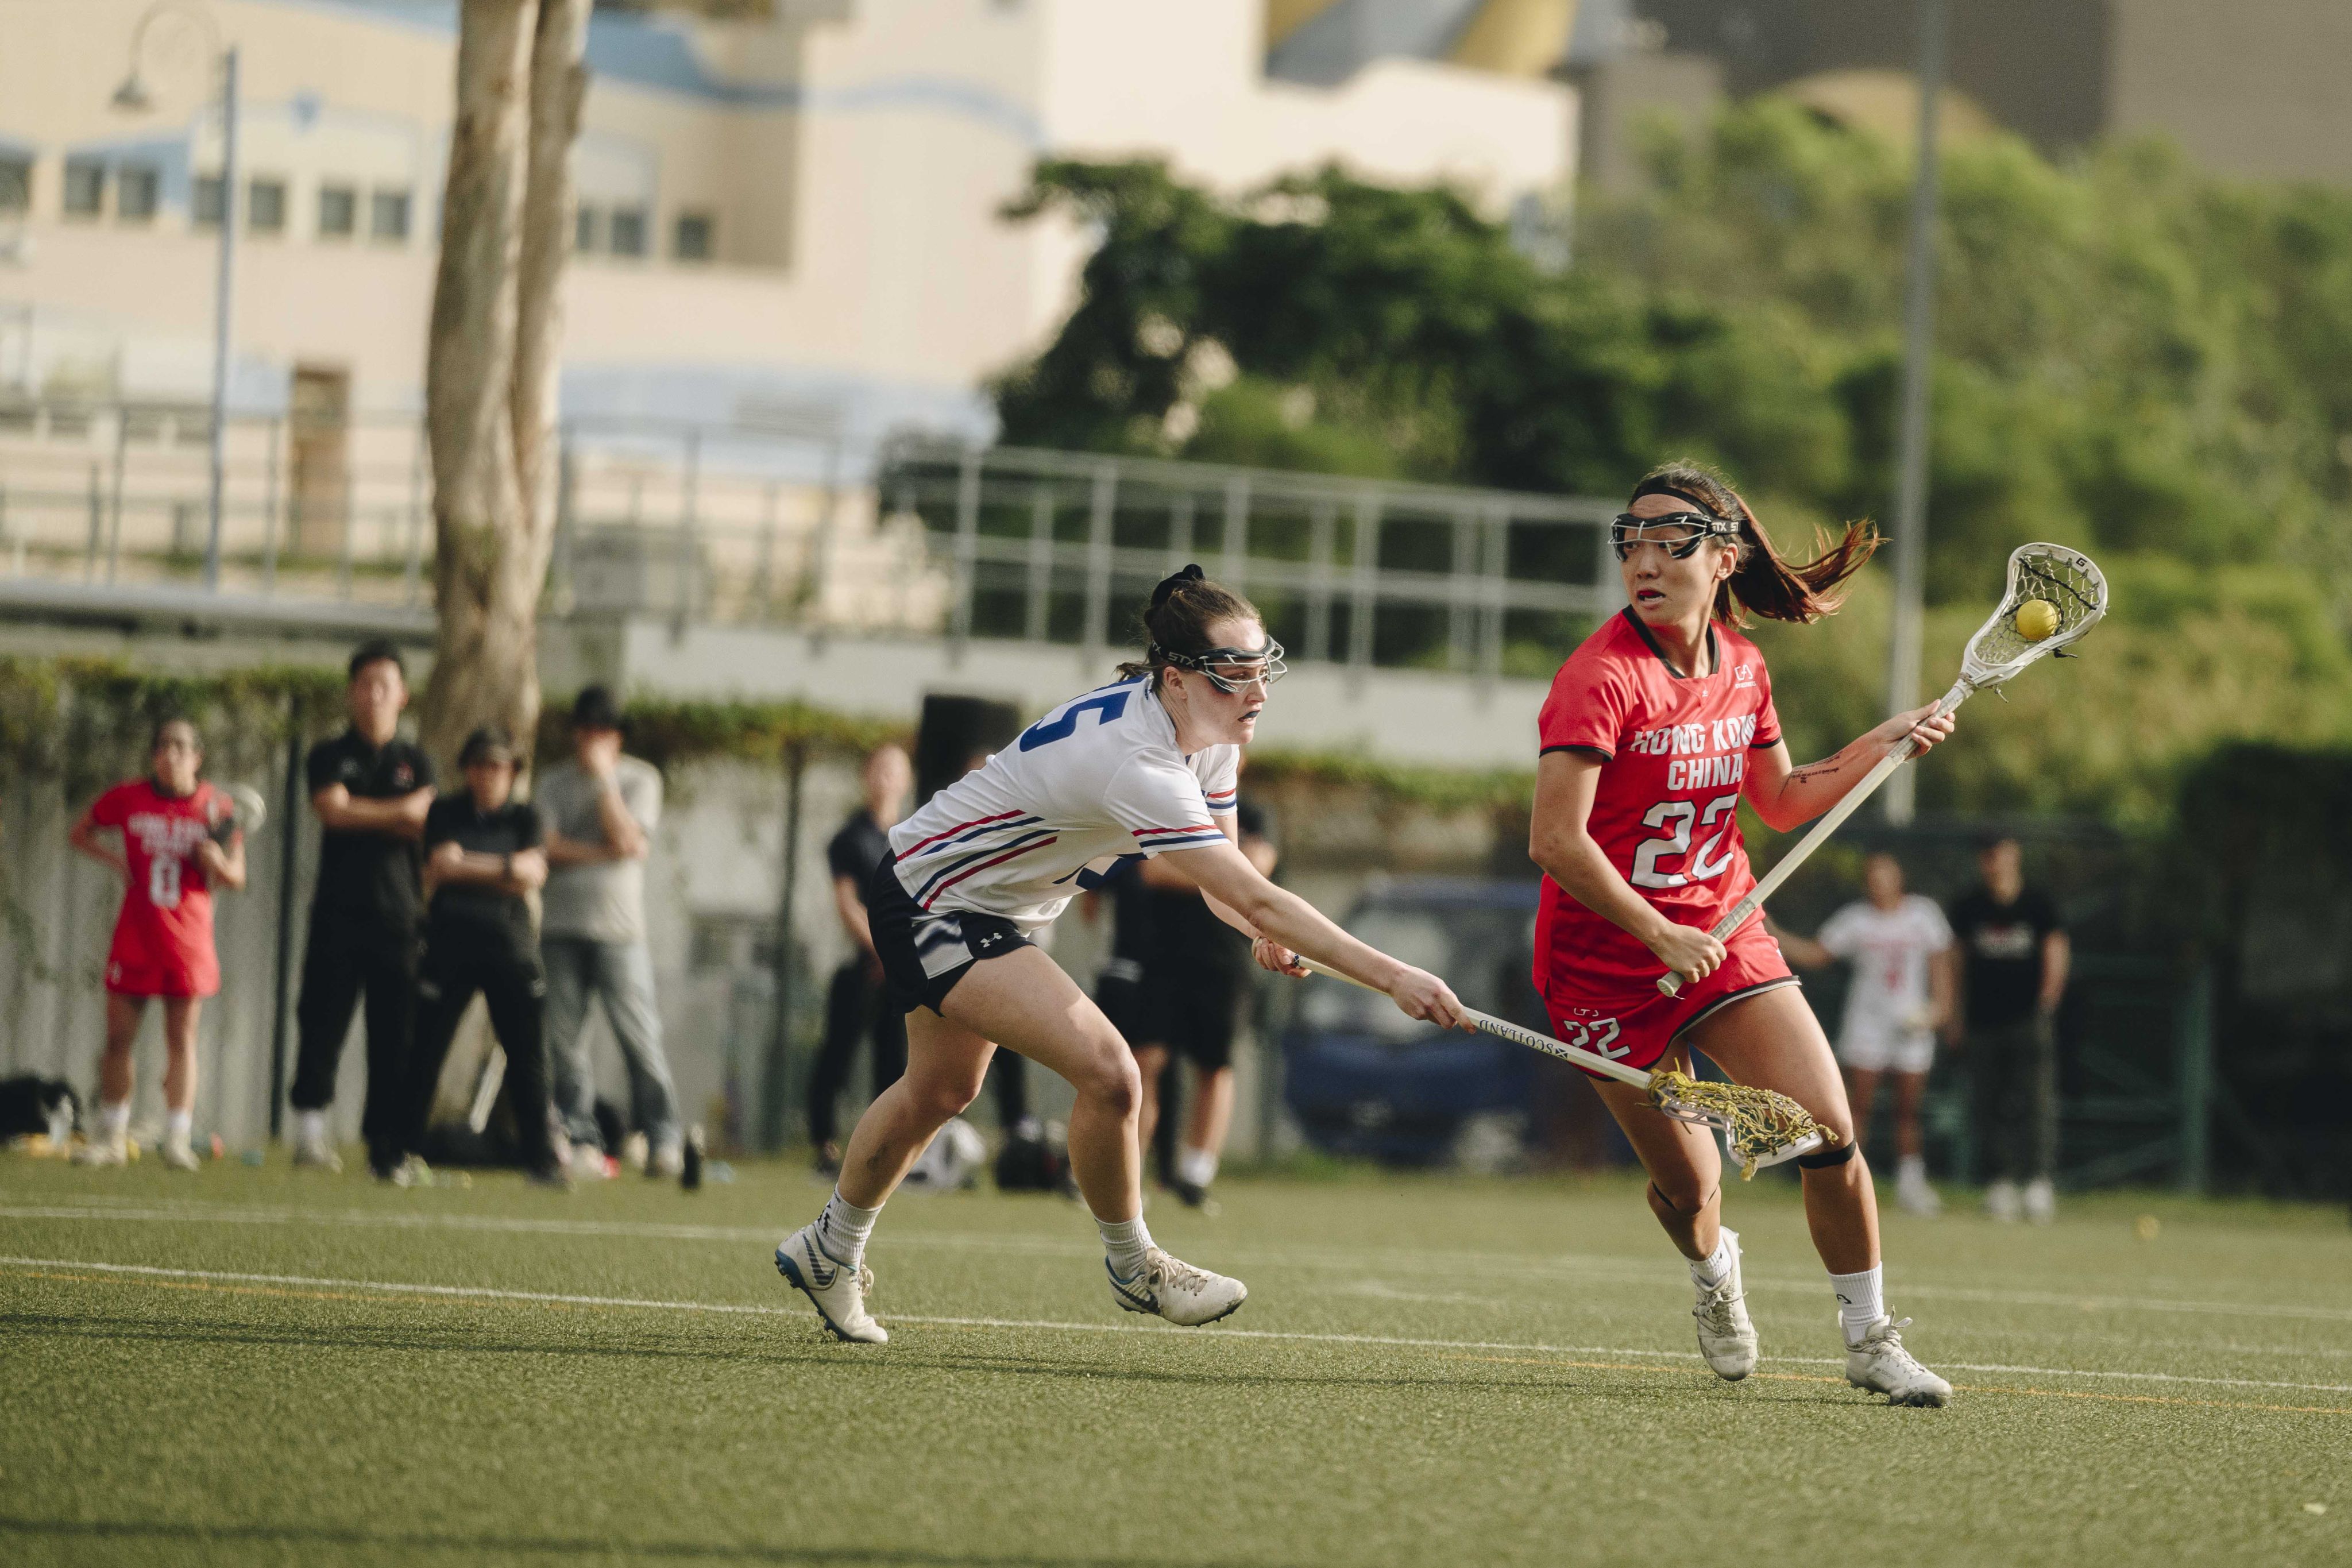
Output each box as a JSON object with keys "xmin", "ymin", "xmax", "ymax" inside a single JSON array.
[{"xmin": 1442, "ymin": 1351, "xmax": 2352, "ymax": 1416}]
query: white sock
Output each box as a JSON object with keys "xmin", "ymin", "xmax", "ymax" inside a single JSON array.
[
  {"xmin": 165, "ymin": 1109, "xmax": 192, "ymax": 1144},
  {"xmin": 1898, "ymin": 1154, "xmax": 1928, "ymax": 1184},
  {"xmin": 814, "ymin": 1188, "xmax": 882, "ymax": 1269},
  {"xmin": 295, "ymin": 1109, "xmax": 327, "ymax": 1145},
  {"xmin": 96, "ymin": 1101, "xmax": 130, "ymax": 1138},
  {"xmin": 1176, "ymin": 1146, "xmax": 1219, "ymax": 1189},
  {"xmin": 1831, "ymin": 1264, "xmax": 1885, "ymax": 1343},
  {"xmin": 1690, "ymin": 1229, "xmax": 1733, "ymax": 1290},
  {"xmin": 1097, "ymin": 1214, "xmax": 1154, "ymax": 1277}
]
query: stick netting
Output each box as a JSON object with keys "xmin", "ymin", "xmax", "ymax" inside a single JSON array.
[
  {"xmin": 1647, "ymin": 1071, "xmax": 1834, "ymax": 1179},
  {"xmin": 1961, "ymin": 544, "xmax": 2107, "ymax": 685}
]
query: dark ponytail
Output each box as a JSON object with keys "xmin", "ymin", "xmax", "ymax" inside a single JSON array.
[
  {"xmin": 1630, "ymin": 461, "xmax": 1876, "ymax": 627},
  {"xmin": 1115, "ymin": 565, "xmax": 1264, "ymax": 686}
]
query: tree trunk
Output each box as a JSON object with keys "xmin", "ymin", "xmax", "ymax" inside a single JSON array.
[{"xmin": 420, "ymin": 0, "xmax": 589, "ymax": 773}]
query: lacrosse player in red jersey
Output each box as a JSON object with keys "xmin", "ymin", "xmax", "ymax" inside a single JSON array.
[
  {"xmin": 67, "ymin": 716, "xmax": 248, "ymax": 1171},
  {"xmin": 1528, "ymin": 462, "xmax": 1958, "ymax": 1406}
]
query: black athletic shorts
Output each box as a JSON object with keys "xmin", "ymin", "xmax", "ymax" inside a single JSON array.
[
  {"xmin": 867, "ymin": 852, "xmax": 1034, "ymax": 1015},
  {"xmin": 1097, "ymin": 957, "xmax": 1245, "ymax": 1072}
]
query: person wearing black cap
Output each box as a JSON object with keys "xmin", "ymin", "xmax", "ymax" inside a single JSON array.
[
  {"xmin": 405, "ymin": 727, "xmax": 566, "ymax": 1186},
  {"xmin": 288, "ymin": 640, "xmax": 435, "ymax": 1181},
  {"xmin": 537, "ymin": 686, "xmax": 681, "ymax": 1178}
]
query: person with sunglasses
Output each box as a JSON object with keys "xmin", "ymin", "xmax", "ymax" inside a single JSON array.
[
  {"xmin": 1527, "ymin": 462, "xmax": 1959, "ymax": 1405},
  {"xmin": 775, "ymin": 566, "xmax": 1472, "ymax": 1342}
]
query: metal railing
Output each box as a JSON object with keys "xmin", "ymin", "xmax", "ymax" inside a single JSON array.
[{"xmin": 0, "ymin": 397, "xmax": 1625, "ymax": 674}]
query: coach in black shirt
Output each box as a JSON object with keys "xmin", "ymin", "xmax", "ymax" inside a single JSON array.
[
  {"xmin": 805, "ymin": 744, "xmax": 912, "ymax": 1175},
  {"xmin": 405, "ymin": 727, "xmax": 563, "ymax": 1185},
  {"xmin": 288, "ymin": 640, "xmax": 435, "ymax": 1181},
  {"xmin": 1948, "ymin": 836, "xmax": 2071, "ymax": 1222}
]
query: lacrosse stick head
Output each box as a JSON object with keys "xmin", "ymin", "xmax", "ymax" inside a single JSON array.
[
  {"xmin": 1646, "ymin": 1071, "xmax": 1833, "ymax": 1179},
  {"xmin": 1955, "ymin": 543, "xmax": 2107, "ymax": 694}
]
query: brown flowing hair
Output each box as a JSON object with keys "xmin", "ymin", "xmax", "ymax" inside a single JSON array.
[
  {"xmin": 1114, "ymin": 565, "xmax": 1264, "ymax": 688},
  {"xmin": 1630, "ymin": 461, "xmax": 1878, "ymax": 627}
]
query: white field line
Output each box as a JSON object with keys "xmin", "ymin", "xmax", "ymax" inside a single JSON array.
[
  {"xmin": 5, "ymin": 1196, "xmax": 2349, "ymax": 1326},
  {"xmin": 5, "ymin": 1253, "xmax": 2351, "ymax": 1401}
]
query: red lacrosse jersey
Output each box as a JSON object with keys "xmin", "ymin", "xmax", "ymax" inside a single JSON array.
[
  {"xmin": 1534, "ymin": 609, "xmax": 1783, "ymax": 1006},
  {"xmin": 88, "ymin": 778, "xmax": 228, "ymax": 997}
]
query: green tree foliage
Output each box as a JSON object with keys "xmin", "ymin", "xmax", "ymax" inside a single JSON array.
[{"xmin": 994, "ymin": 106, "xmax": 2352, "ymax": 822}]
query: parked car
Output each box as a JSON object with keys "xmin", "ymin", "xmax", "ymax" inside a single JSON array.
[{"xmin": 1280, "ymin": 876, "xmax": 1551, "ymax": 1167}]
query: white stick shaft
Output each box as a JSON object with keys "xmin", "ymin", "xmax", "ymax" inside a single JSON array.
[
  {"xmin": 1296, "ymin": 958, "xmax": 1655, "ymax": 1091},
  {"xmin": 1658, "ymin": 679, "xmax": 1971, "ymax": 997}
]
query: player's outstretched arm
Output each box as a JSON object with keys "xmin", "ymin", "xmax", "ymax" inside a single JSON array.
[
  {"xmin": 1744, "ymin": 705, "xmax": 1956, "ymax": 832},
  {"xmin": 1157, "ymin": 839, "xmax": 1471, "ymax": 1030},
  {"xmin": 1530, "ymin": 750, "xmax": 1727, "ymax": 983}
]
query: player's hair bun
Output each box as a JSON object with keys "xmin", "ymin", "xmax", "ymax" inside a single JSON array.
[
  {"xmin": 1150, "ymin": 563, "xmax": 1206, "ymax": 611},
  {"xmin": 1117, "ymin": 566, "xmax": 1261, "ymax": 685}
]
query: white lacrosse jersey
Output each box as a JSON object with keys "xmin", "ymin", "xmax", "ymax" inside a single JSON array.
[
  {"xmin": 887, "ymin": 676, "xmax": 1239, "ymax": 931},
  {"xmin": 1817, "ymin": 894, "xmax": 1953, "ymax": 1030}
]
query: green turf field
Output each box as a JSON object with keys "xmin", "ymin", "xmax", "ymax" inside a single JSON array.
[{"xmin": 2, "ymin": 1154, "xmax": 2347, "ymax": 1567}]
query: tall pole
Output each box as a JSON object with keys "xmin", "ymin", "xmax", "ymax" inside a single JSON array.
[
  {"xmin": 1883, "ymin": 0, "xmax": 1944, "ymax": 826},
  {"xmin": 203, "ymin": 45, "xmax": 238, "ymax": 591}
]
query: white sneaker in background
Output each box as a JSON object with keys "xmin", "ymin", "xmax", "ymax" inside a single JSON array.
[
  {"xmin": 570, "ymin": 1142, "xmax": 613, "ymax": 1181},
  {"xmin": 291, "ymin": 1134, "xmax": 342, "ymax": 1173},
  {"xmin": 648, "ymin": 1141, "xmax": 685, "ymax": 1180},
  {"xmin": 159, "ymin": 1132, "xmax": 200, "ymax": 1172},
  {"xmin": 72, "ymin": 1133, "xmax": 129, "ymax": 1168},
  {"xmin": 1984, "ymin": 1179, "xmax": 2021, "ymax": 1222},
  {"xmin": 620, "ymin": 1131, "xmax": 650, "ymax": 1173},
  {"xmin": 774, "ymin": 1222, "xmax": 887, "ymax": 1343},
  {"xmin": 1896, "ymin": 1158, "xmax": 1942, "ymax": 1216},
  {"xmin": 1690, "ymin": 1229, "xmax": 1759, "ymax": 1381},
  {"xmin": 2023, "ymin": 1176, "xmax": 2057, "ymax": 1225},
  {"xmin": 1845, "ymin": 1316, "xmax": 1953, "ymax": 1407},
  {"xmin": 1107, "ymin": 1247, "xmax": 1248, "ymax": 1327}
]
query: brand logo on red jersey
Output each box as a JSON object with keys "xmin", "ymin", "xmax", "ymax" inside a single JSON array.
[{"xmin": 1733, "ymin": 662, "xmax": 1755, "ymax": 686}]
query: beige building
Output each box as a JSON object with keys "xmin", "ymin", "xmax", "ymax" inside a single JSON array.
[{"xmin": 1, "ymin": 0, "xmax": 1577, "ymax": 437}]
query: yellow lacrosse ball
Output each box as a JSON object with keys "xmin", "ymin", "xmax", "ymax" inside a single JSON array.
[{"xmin": 2014, "ymin": 597, "xmax": 2060, "ymax": 641}]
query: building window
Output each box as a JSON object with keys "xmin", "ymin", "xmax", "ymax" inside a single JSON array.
[
  {"xmin": 193, "ymin": 174, "xmax": 226, "ymax": 227},
  {"xmin": 247, "ymin": 177, "xmax": 286, "ymax": 234},
  {"xmin": 64, "ymin": 159, "xmax": 106, "ymax": 218},
  {"xmin": 318, "ymin": 184, "xmax": 356, "ymax": 238},
  {"xmin": 574, "ymin": 203, "xmax": 601, "ymax": 253},
  {"xmin": 117, "ymin": 165, "xmax": 160, "ymax": 222},
  {"xmin": 608, "ymin": 206, "xmax": 646, "ymax": 257},
  {"xmin": 370, "ymin": 188, "xmax": 410, "ymax": 242},
  {"xmin": 673, "ymin": 211, "xmax": 713, "ymax": 262},
  {"xmin": 0, "ymin": 157, "xmax": 28, "ymax": 214}
]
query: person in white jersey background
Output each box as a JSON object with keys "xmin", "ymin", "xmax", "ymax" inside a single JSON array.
[
  {"xmin": 775, "ymin": 566, "xmax": 1472, "ymax": 1341},
  {"xmin": 1775, "ymin": 852, "xmax": 1955, "ymax": 1215}
]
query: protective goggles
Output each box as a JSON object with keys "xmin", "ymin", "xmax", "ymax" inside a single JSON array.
[
  {"xmin": 1156, "ymin": 639, "xmax": 1289, "ymax": 694},
  {"xmin": 1610, "ymin": 511, "xmax": 1740, "ymax": 561}
]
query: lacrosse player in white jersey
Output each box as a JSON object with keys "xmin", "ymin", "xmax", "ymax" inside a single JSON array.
[
  {"xmin": 776, "ymin": 566, "xmax": 1472, "ymax": 1342},
  {"xmin": 1776, "ymin": 852, "xmax": 1956, "ymax": 1215}
]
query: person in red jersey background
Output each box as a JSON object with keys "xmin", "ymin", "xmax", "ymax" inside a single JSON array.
[
  {"xmin": 1528, "ymin": 461, "xmax": 1959, "ymax": 1407},
  {"xmin": 66, "ymin": 716, "xmax": 248, "ymax": 1171}
]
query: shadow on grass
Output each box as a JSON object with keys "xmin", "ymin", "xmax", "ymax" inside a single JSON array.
[
  {"xmin": 1, "ymin": 1308, "xmax": 1712, "ymax": 1404},
  {"xmin": 0, "ymin": 1515, "xmax": 1276, "ymax": 1567}
]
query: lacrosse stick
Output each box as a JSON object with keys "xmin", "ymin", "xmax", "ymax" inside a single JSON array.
[
  {"xmin": 1659, "ymin": 542, "xmax": 2107, "ymax": 998},
  {"xmin": 1296, "ymin": 957, "xmax": 1830, "ymax": 1176}
]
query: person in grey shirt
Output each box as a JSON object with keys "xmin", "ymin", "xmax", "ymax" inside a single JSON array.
[{"xmin": 537, "ymin": 686, "xmax": 682, "ymax": 1177}]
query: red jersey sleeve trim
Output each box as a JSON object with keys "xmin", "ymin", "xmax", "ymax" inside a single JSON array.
[{"xmin": 1540, "ymin": 743, "xmax": 1612, "ymax": 760}]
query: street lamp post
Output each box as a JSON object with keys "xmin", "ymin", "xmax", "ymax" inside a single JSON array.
[
  {"xmin": 113, "ymin": 4, "xmax": 236, "ymax": 592},
  {"xmin": 1883, "ymin": 0, "xmax": 1946, "ymax": 827}
]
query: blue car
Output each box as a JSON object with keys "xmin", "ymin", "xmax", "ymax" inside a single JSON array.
[{"xmin": 1280, "ymin": 877, "xmax": 1552, "ymax": 1167}]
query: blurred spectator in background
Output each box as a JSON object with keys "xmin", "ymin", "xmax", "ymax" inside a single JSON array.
[
  {"xmin": 67, "ymin": 716, "xmax": 248, "ymax": 1171},
  {"xmin": 407, "ymin": 727, "xmax": 565, "ymax": 1188},
  {"xmin": 1099, "ymin": 797, "xmax": 1276, "ymax": 1211},
  {"xmin": 1949, "ymin": 837, "xmax": 2069, "ymax": 1223},
  {"xmin": 1775, "ymin": 852, "xmax": 1954, "ymax": 1216},
  {"xmin": 807, "ymin": 743, "xmax": 913, "ymax": 1177},
  {"xmin": 289, "ymin": 642, "xmax": 434, "ymax": 1180},
  {"xmin": 538, "ymin": 687, "xmax": 682, "ymax": 1180}
]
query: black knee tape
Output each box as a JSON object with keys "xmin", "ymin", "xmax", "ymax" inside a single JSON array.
[{"xmin": 1795, "ymin": 1140, "xmax": 1857, "ymax": 1170}]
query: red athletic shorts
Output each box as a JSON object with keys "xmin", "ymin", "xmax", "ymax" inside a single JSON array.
[{"xmin": 1541, "ymin": 917, "xmax": 1798, "ymax": 1078}]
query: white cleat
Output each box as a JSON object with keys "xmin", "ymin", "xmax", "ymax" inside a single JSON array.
[
  {"xmin": 1984, "ymin": 1179, "xmax": 2021, "ymax": 1222},
  {"xmin": 159, "ymin": 1134, "xmax": 201, "ymax": 1172},
  {"xmin": 775, "ymin": 1223, "xmax": 887, "ymax": 1344},
  {"xmin": 1846, "ymin": 1316, "xmax": 1952, "ymax": 1407},
  {"xmin": 291, "ymin": 1134, "xmax": 342, "ymax": 1173},
  {"xmin": 1691, "ymin": 1229, "xmax": 1759, "ymax": 1381},
  {"xmin": 72, "ymin": 1133, "xmax": 129, "ymax": 1168},
  {"xmin": 1107, "ymin": 1247, "xmax": 1247, "ymax": 1327},
  {"xmin": 2022, "ymin": 1177, "xmax": 2056, "ymax": 1225},
  {"xmin": 1897, "ymin": 1169, "xmax": 1943, "ymax": 1217}
]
